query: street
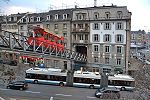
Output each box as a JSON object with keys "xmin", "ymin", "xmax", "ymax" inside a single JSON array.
[{"xmin": 0, "ymin": 83, "xmax": 137, "ymax": 100}]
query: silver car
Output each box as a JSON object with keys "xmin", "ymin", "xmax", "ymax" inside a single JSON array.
[{"xmin": 95, "ymin": 87, "xmax": 120, "ymax": 99}]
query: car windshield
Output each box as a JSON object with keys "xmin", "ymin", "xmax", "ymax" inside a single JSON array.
[
  {"xmin": 10, "ymin": 81, "xmax": 25, "ymax": 84},
  {"xmin": 97, "ymin": 88, "xmax": 105, "ymax": 92}
]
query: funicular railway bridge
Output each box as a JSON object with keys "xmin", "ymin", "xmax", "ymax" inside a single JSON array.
[{"xmin": 0, "ymin": 29, "xmax": 87, "ymax": 67}]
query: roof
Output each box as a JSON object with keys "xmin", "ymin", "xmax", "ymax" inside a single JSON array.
[{"xmin": 131, "ymin": 30, "xmax": 146, "ymax": 34}]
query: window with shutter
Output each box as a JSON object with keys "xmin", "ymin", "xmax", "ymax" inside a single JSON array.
[
  {"xmin": 116, "ymin": 46, "xmax": 122, "ymax": 53},
  {"xmin": 116, "ymin": 34, "xmax": 123, "ymax": 43}
]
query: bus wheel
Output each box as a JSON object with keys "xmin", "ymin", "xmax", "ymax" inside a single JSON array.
[
  {"xmin": 34, "ymin": 80, "xmax": 38, "ymax": 84},
  {"xmin": 89, "ymin": 85, "xmax": 94, "ymax": 89},
  {"xmin": 59, "ymin": 82, "xmax": 64, "ymax": 87},
  {"xmin": 121, "ymin": 87, "xmax": 126, "ymax": 91}
]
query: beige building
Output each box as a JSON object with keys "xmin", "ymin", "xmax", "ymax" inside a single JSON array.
[{"xmin": 0, "ymin": 5, "xmax": 131, "ymax": 73}]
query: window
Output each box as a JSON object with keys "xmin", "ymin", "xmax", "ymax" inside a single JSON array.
[
  {"xmin": 93, "ymin": 34, "xmax": 99, "ymax": 42},
  {"xmin": 63, "ymin": 33, "xmax": 67, "ymax": 37},
  {"xmin": 14, "ymin": 17, "xmax": 17, "ymax": 21},
  {"xmin": 117, "ymin": 11, "xmax": 123, "ymax": 19},
  {"xmin": 37, "ymin": 17, "xmax": 40, "ymax": 21},
  {"xmin": 46, "ymin": 24, "xmax": 50, "ymax": 28},
  {"xmin": 94, "ymin": 56, "xmax": 98, "ymax": 62},
  {"xmin": 78, "ymin": 24, "xmax": 83, "ymax": 29},
  {"xmin": 54, "ymin": 24, "xmax": 58, "ymax": 29},
  {"xmin": 83, "ymin": 14, "xmax": 86, "ymax": 19},
  {"xmin": 116, "ymin": 34, "xmax": 123, "ymax": 42},
  {"xmin": 94, "ymin": 45, "xmax": 99, "ymax": 52},
  {"xmin": 47, "ymin": 15, "xmax": 51, "ymax": 20},
  {"xmin": 93, "ymin": 23, "xmax": 99, "ymax": 30},
  {"xmin": 63, "ymin": 14, "xmax": 68, "ymax": 19},
  {"xmin": 37, "ymin": 25, "xmax": 40, "ymax": 27},
  {"xmin": 54, "ymin": 60, "xmax": 58, "ymax": 68},
  {"xmin": 79, "ymin": 14, "xmax": 82, "ymax": 20},
  {"xmin": 116, "ymin": 58, "xmax": 121, "ymax": 65},
  {"xmin": 105, "ymin": 12, "xmax": 110, "ymax": 19},
  {"xmin": 105, "ymin": 46, "xmax": 110, "ymax": 53},
  {"xmin": 20, "ymin": 26, "xmax": 23, "ymax": 30},
  {"xmin": 94, "ymin": 12, "xmax": 99, "ymax": 19},
  {"xmin": 20, "ymin": 19, "xmax": 24, "ymax": 23},
  {"xmin": 79, "ymin": 34, "xmax": 83, "ymax": 40},
  {"xmin": 55, "ymin": 14, "xmax": 59, "ymax": 19},
  {"xmin": 117, "ymin": 46, "xmax": 122, "ymax": 53},
  {"xmin": 64, "ymin": 43, "xmax": 67, "ymax": 48},
  {"xmin": 104, "ymin": 23, "xmax": 111, "ymax": 30},
  {"xmin": 105, "ymin": 57, "xmax": 109, "ymax": 64},
  {"xmin": 63, "ymin": 23, "xmax": 67, "ymax": 29},
  {"xmin": 20, "ymin": 32, "xmax": 24, "ymax": 36},
  {"xmin": 73, "ymin": 34, "xmax": 76, "ymax": 40},
  {"xmin": 30, "ymin": 17, "xmax": 34, "ymax": 22},
  {"xmin": 26, "ymin": 17, "xmax": 29, "ymax": 22},
  {"xmin": 85, "ymin": 34, "xmax": 88, "ymax": 40},
  {"xmin": 104, "ymin": 34, "xmax": 111, "ymax": 42},
  {"xmin": 116, "ymin": 22, "xmax": 123, "ymax": 30},
  {"xmin": 8, "ymin": 17, "xmax": 11, "ymax": 21}
]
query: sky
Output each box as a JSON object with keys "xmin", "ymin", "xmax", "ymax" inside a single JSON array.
[{"xmin": 0, "ymin": 0, "xmax": 150, "ymax": 31}]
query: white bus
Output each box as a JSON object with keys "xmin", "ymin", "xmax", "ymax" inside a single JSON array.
[{"xmin": 25, "ymin": 68, "xmax": 135, "ymax": 91}]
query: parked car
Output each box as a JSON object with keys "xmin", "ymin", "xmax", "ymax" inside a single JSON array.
[
  {"xmin": 6, "ymin": 81, "xmax": 28, "ymax": 90},
  {"xmin": 95, "ymin": 87, "xmax": 120, "ymax": 99}
]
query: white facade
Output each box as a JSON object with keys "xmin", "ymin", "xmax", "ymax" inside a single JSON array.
[{"xmin": 90, "ymin": 21, "xmax": 127, "ymax": 44}]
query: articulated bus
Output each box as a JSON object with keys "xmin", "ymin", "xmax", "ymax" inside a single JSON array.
[{"xmin": 25, "ymin": 68, "xmax": 135, "ymax": 91}]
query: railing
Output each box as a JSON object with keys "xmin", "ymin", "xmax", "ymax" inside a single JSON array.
[
  {"xmin": 72, "ymin": 28, "xmax": 89, "ymax": 33},
  {"xmin": 0, "ymin": 30, "xmax": 87, "ymax": 62}
]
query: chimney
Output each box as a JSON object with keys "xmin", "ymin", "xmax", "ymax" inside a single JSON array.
[
  {"xmin": 94, "ymin": 0, "xmax": 97, "ymax": 7},
  {"xmin": 75, "ymin": 5, "xmax": 78, "ymax": 9}
]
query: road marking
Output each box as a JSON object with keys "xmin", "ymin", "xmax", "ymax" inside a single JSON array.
[
  {"xmin": 56, "ymin": 94, "xmax": 72, "ymax": 97},
  {"xmin": 10, "ymin": 98, "xmax": 16, "ymax": 100},
  {"xmin": 0, "ymin": 97, "xmax": 5, "ymax": 100},
  {"xmin": 10, "ymin": 98, "xmax": 28, "ymax": 100},
  {"xmin": 25, "ymin": 91, "xmax": 40, "ymax": 94},
  {"xmin": 87, "ymin": 96, "xmax": 96, "ymax": 99}
]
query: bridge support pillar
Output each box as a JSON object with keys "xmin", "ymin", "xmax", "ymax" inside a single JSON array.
[{"xmin": 66, "ymin": 60, "xmax": 74, "ymax": 87}]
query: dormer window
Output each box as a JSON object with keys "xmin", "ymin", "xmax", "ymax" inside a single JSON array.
[
  {"xmin": 30, "ymin": 17, "xmax": 34, "ymax": 22},
  {"xmin": 37, "ymin": 17, "xmax": 40, "ymax": 21},
  {"xmin": 94, "ymin": 12, "xmax": 99, "ymax": 19},
  {"xmin": 76, "ymin": 13, "xmax": 86, "ymax": 20},
  {"xmin": 117, "ymin": 11, "xmax": 123, "ymax": 19},
  {"xmin": 26, "ymin": 17, "xmax": 29, "ymax": 22},
  {"xmin": 105, "ymin": 12, "xmax": 110, "ymax": 19},
  {"xmin": 79, "ymin": 14, "xmax": 82, "ymax": 20},
  {"xmin": 8, "ymin": 17, "xmax": 11, "ymax": 21},
  {"xmin": 63, "ymin": 14, "xmax": 68, "ymax": 19},
  {"xmin": 47, "ymin": 15, "xmax": 51, "ymax": 20},
  {"xmin": 20, "ymin": 18, "xmax": 24, "ymax": 23},
  {"xmin": 55, "ymin": 14, "xmax": 59, "ymax": 20},
  {"xmin": 14, "ymin": 17, "xmax": 17, "ymax": 21}
]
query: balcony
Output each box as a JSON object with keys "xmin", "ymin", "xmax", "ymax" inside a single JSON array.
[
  {"xmin": 72, "ymin": 40, "xmax": 89, "ymax": 44},
  {"xmin": 72, "ymin": 28, "xmax": 89, "ymax": 33}
]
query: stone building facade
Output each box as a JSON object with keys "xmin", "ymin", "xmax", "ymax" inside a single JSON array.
[
  {"xmin": 71, "ymin": 6, "xmax": 131, "ymax": 73},
  {"xmin": 0, "ymin": 5, "xmax": 131, "ymax": 73}
]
